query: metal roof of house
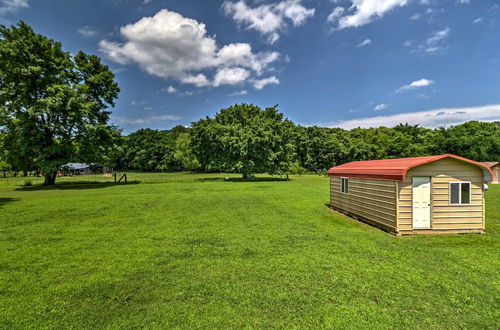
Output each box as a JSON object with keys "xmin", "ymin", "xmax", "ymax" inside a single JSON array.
[
  {"xmin": 328, "ymin": 154, "xmax": 493, "ymax": 182},
  {"xmin": 483, "ymin": 162, "xmax": 500, "ymax": 168},
  {"xmin": 63, "ymin": 163, "xmax": 90, "ymax": 170}
]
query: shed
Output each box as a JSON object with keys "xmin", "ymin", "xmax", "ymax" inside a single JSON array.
[
  {"xmin": 328, "ymin": 154, "xmax": 493, "ymax": 235},
  {"xmin": 482, "ymin": 162, "xmax": 499, "ymax": 184},
  {"xmin": 61, "ymin": 163, "xmax": 111, "ymax": 175}
]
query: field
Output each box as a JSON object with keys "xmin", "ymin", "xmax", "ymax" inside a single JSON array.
[{"xmin": 0, "ymin": 173, "xmax": 499, "ymax": 328}]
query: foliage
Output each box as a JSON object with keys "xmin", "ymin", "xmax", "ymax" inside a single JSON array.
[
  {"xmin": 191, "ymin": 104, "xmax": 296, "ymax": 178},
  {"xmin": 119, "ymin": 128, "xmax": 180, "ymax": 171},
  {"xmin": 0, "ymin": 22, "xmax": 119, "ymax": 184},
  {"xmin": 0, "ymin": 173, "xmax": 499, "ymax": 328},
  {"xmin": 174, "ymin": 132, "xmax": 200, "ymax": 170},
  {"xmin": 427, "ymin": 121, "xmax": 500, "ymax": 161}
]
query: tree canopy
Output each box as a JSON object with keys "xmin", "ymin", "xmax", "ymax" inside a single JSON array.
[
  {"xmin": 190, "ymin": 104, "xmax": 296, "ymax": 178},
  {"xmin": 0, "ymin": 22, "xmax": 119, "ymax": 184}
]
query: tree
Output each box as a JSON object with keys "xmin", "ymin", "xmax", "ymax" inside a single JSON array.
[
  {"xmin": 0, "ymin": 22, "xmax": 120, "ymax": 184},
  {"xmin": 121, "ymin": 129, "xmax": 177, "ymax": 171},
  {"xmin": 191, "ymin": 104, "xmax": 296, "ymax": 179},
  {"xmin": 293, "ymin": 126, "xmax": 347, "ymax": 173},
  {"xmin": 428, "ymin": 121, "xmax": 500, "ymax": 161},
  {"xmin": 174, "ymin": 132, "xmax": 200, "ymax": 170}
]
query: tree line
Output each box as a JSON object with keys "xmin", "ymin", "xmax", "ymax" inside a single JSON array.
[
  {"xmin": 103, "ymin": 110, "xmax": 499, "ymax": 176},
  {"xmin": 1, "ymin": 22, "xmax": 499, "ymax": 184}
]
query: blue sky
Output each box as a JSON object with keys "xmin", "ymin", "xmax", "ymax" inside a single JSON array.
[{"xmin": 1, "ymin": 0, "xmax": 499, "ymax": 133}]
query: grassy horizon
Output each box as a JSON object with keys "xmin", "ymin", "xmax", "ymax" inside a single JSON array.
[{"xmin": 1, "ymin": 173, "xmax": 499, "ymax": 328}]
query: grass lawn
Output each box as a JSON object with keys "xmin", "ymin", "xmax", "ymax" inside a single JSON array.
[{"xmin": 0, "ymin": 173, "xmax": 499, "ymax": 328}]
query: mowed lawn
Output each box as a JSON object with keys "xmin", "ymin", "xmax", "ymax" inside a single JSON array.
[{"xmin": 0, "ymin": 174, "xmax": 499, "ymax": 329}]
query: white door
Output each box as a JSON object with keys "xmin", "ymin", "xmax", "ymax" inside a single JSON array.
[{"xmin": 412, "ymin": 177, "xmax": 431, "ymax": 229}]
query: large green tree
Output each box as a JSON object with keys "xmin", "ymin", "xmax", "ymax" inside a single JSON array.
[
  {"xmin": 174, "ymin": 132, "xmax": 200, "ymax": 170},
  {"xmin": 121, "ymin": 129, "xmax": 178, "ymax": 171},
  {"xmin": 0, "ymin": 22, "xmax": 120, "ymax": 184},
  {"xmin": 191, "ymin": 104, "xmax": 296, "ymax": 179},
  {"xmin": 428, "ymin": 121, "xmax": 500, "ymax": 161}
]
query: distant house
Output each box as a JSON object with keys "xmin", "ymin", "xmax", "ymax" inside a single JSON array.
[
  {"xmin": 328, "ymin": 154, "xmax": 493, "ymax": 235},
  {"xmin": 482, "ymin": 162, "xmax": 499, "ymax": 184},
  {"xmin": 61, "ymin": 163, "xmax": 111, "ymax": 175}
]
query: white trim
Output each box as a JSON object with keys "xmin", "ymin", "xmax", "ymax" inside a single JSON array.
[
  {"xmin": 340, "ymin": 177, "xmax": 349, "ymax": 194},
  {"xmin": 449, "ymin": 181, "xmax": 472, "ymax": 206}
]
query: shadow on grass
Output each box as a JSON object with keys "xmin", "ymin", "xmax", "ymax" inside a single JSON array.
[
  {"xmin": 15, "ymin": 181, "xmax": 141, "ymax": 191},
  {"xmin": 0, "ymin": 197, "xmax": 20, "ymax": 208},
  {"xmin": 198, "ymin": 177, "xmax": 290, "ymax": 183}
]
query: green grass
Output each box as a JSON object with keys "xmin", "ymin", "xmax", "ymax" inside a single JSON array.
[{"xmin": 0, "ymin": 173, "xmax": 499, "ymax": 328}]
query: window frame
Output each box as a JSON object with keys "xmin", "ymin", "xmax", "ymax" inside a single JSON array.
[
  {"xmin": 340, "ymin": 177, "xmax": 349, "ymax": 194},
  {"xmin": 449, "ymin": 181, "xmax": 472, "ymax": 206}
]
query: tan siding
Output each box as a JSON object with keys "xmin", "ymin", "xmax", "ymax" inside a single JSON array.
[
  {"xmin": 330, "ymin": 177, "xmax": 397, "ymax": 231},
  {"xmin": 397, "ymin": 158, "xmax": 485, "ymax": 233}
]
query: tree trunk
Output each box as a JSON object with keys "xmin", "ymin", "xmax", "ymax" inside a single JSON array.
[
  {"xmin": 242, "ymin": 172, "xmax": 249, "ymax": 180},
  {"xmin": 43, "ymin": 170, "xmax": 57, "ymax": 185}
]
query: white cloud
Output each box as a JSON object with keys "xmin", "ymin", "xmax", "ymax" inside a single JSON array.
[
  {"xmin": 166, "ymin": 86, "xmax": 177, "ymax": 94},
  {"xmin": 222, "ymin": 0, "xmax": 315, "ymax": 44},
  {"xmin": 407, "ymin": 27, "xmax": 450, "ymax": 54},
  {"xmin": 420, "ymin": 27, "xmax": 450, "ymax": 53},
  {"xmin": 410, "ymin": 7, "xmax": 434, "ymax": 20},
  {"xmin": 115, "ymin": 114, "xmax": 181, "ymax": 125},
  {"xmin": 230, "ymin": 89, "xmax": 248, "ymax": 96},
  {"xmin": 323, "ymin": 104, "xmax": 500, "ymax": 129},
  {"xmin": 213, "ymin": 67, "xmax": 250, "ymax": 86},
  {"xmin": 403, "ymin": 40, "xmax": 413, "ymax": 47},
  {"xmin": 329, "ymin": 0, "xmax": 409, "ymax": 30},
  {"xmin": 426, "ymin": 27, "xmax": 450, "ymax": 47},
  {"xmin": 396, "ymin": 78, "xmax": 434, "ymax": 92},
  {"xmin": 130, "ymin": 100, "xmax": 146, "ymax": 106},
  {"xmin": 374, "ymin": 103, "xmax": 389, "ymax": 111},
  {"xmin": 99, "ymin": 9, "xmax": 280, "ymax": 89},
  {"xmin": 0, "ymin": 0, "xmax": 28, "ymax": 15},
  {"xmin": 253, "ymin": 76, "xmax": 280, "ymax": 89},
  {"xmin": 77, "ymin": 26, "xmax": 98, "ymax": 38},
  {"xmin": 356, "ymin": 38, "xmax": 372, "ymax": 47},
  {"xmin": 473, "ymin": 17, "xmax": 482, "ymax": 23},
  {"xmin": 327, "ymin": 6, "xmax": 344, "ymax": 22},
  {"xmin": 457, "ymin": 0, "xmax": 470, "ymax": 4}
]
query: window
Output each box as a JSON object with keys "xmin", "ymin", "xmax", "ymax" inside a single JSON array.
[
  {"xmin": 450, "ymin": 182, "xmax": 471, "ymax": 205},
  {"xmin": 341, "ymin": 177, "xmax": 349, "ymax": 194}
]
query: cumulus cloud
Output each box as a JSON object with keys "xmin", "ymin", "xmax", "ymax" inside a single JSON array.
[
  {"xmin": 213, "ymin": 67, "xmax": 250, "ymax": 86},
  {"xmin": 323, "ymin": 104, "xmax": 500, "ymax": 129},
  {"xmin": 253, "ymin": 76, "xmax": 280, "ymax": 89},
  {"xmin": 99, "ymin": 9, "xmax": 280, "ymax": 88},
  {"xmin": 328, "ymin": 0, "xmax": 409, "ymax": 30},
  {"xmin": 374, "ymin": 103, "xmax": 389, "ymax": 111},
  {"xmin": 396, "ymin": 78, "xmax": 434, "ymax": 92},
  {"xmin": 166, "ymin": 86, "xmax": 177, "ymax": 94},
  {"xmin": 356, "ymin": 38, "xmax": 371, "ymax": 47},
  {"xmin": 327, "ymin": 6, "xmax": 344, "ymax": 22},
  {"xmin": 0, "ymin": 0, "xmax": 28, "ymax": 15},
  {"xmin": 222, "ymin": 0, "xmax": 315, "ymax": 44}
]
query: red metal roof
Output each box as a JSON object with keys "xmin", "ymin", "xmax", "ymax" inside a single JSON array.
[{"xmin": 328, "ymin": 154, "xmax": 493, "ymax": 182}]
